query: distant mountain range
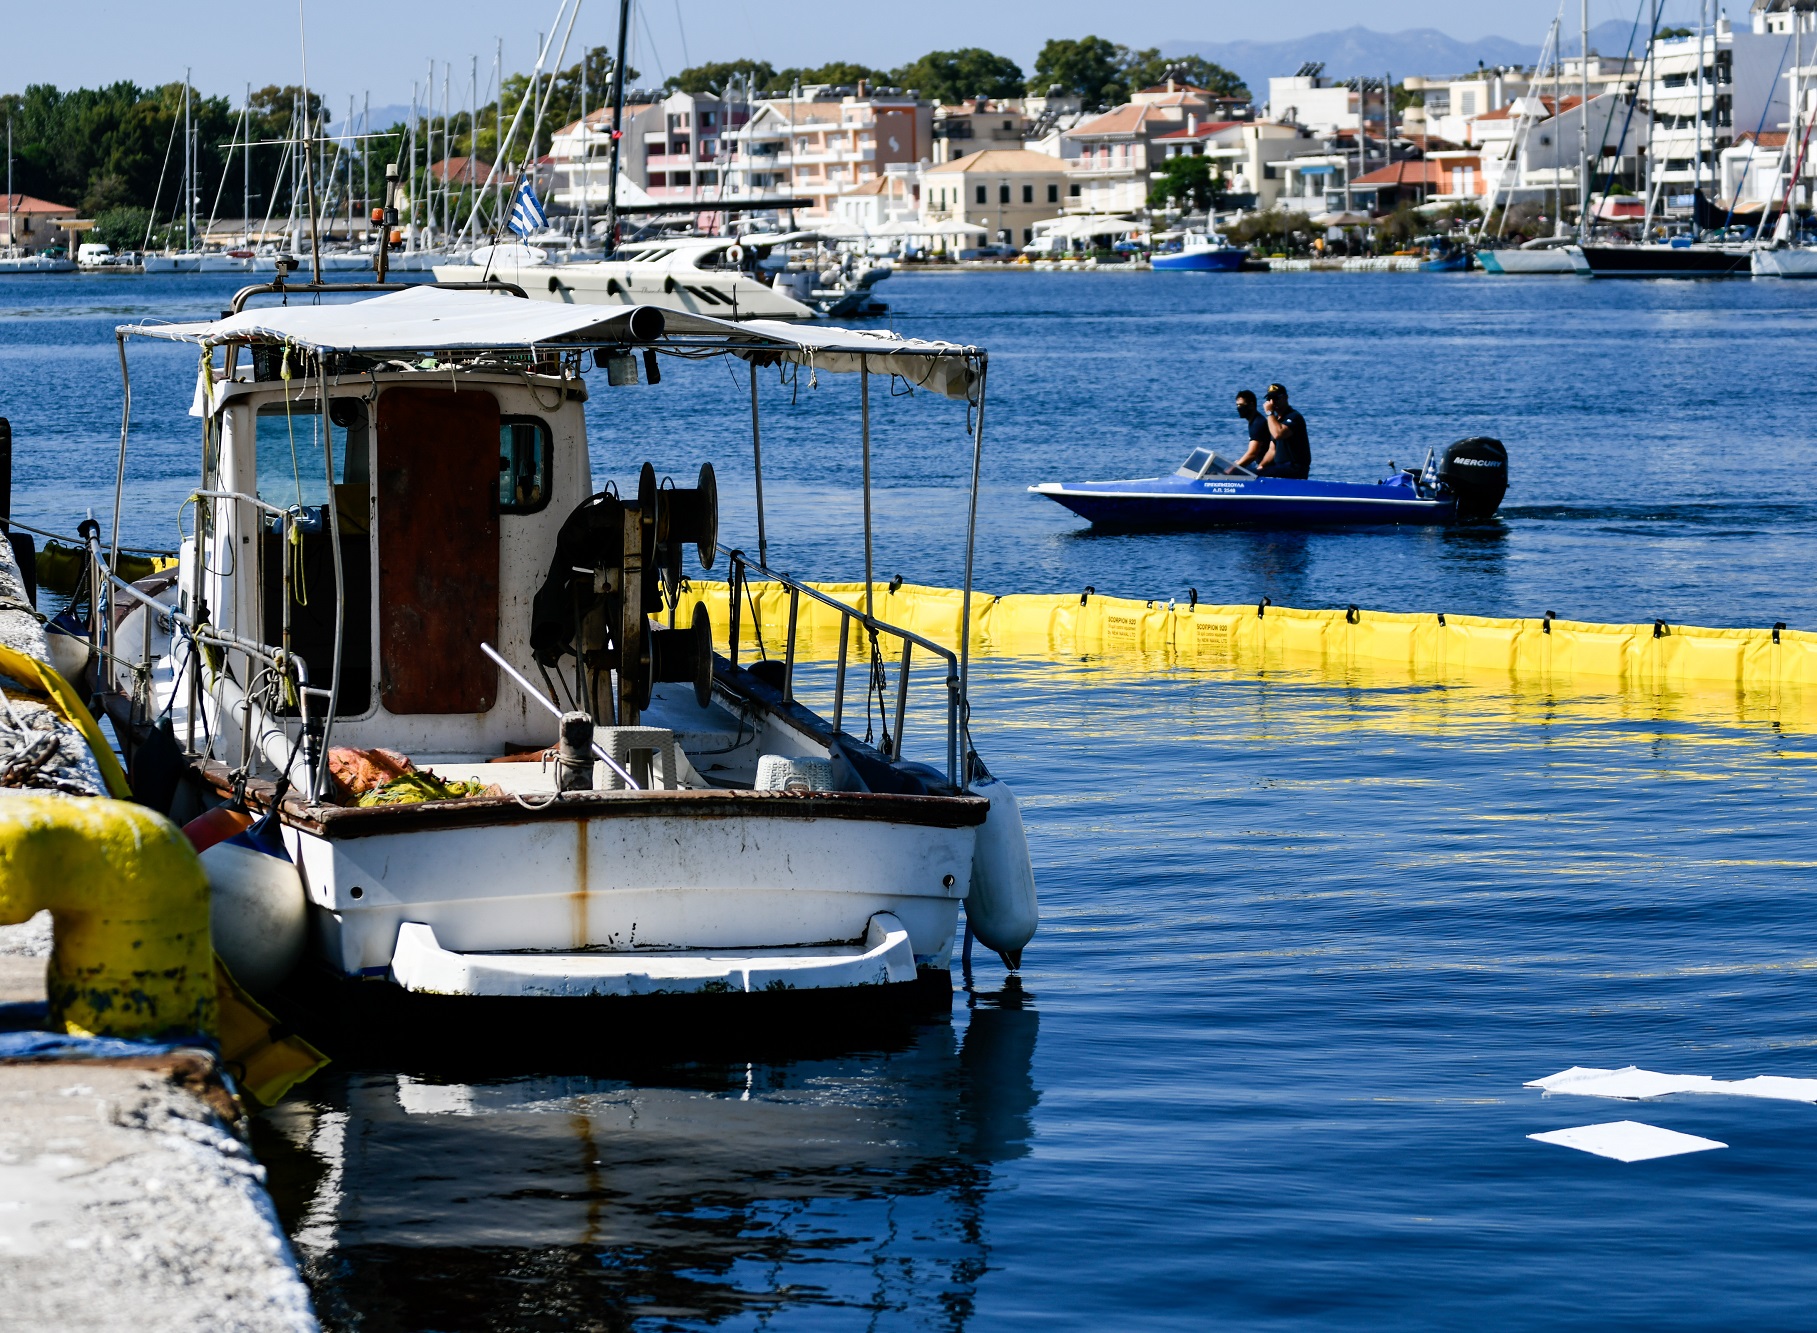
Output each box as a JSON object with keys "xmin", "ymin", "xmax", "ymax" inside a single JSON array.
[{"xmin": 1162, "ymin": 22, "xmax": 1645, "ymax": 98}]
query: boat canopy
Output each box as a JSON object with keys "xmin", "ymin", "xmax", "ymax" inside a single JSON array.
[{"xmin": 118, "ymin": 285, "xmax": 983, "ymax": 399}]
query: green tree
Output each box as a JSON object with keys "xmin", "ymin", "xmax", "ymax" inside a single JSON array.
[
  {"xmin": 1147, "ymin": 154, "xmax": 1222, "ymax": 211},
  {"xmin": 1120, "ymin": 53, "xmax": 1248, "ymax": 101},
  {"xmin": 1029, "ymin": 36, "xmax": 1126, "ymax": 105},
  {"xmin": 1227, "ymin": 208, "xmax": 1316, "ymax": 255},
  {"xmin": 765, "ymin": 61, "xmax": 892, "ymax": 93},
  {"xmin": 92, "ymin": 205, "xmax": 151, "ymax": 250},
  {"xmin": 890, "ymin": 48, "xmax": 1024, "ymax": 104},
  {"xmin": 666, "ymin": 59, "xmax": 772, "ymax": 96}
]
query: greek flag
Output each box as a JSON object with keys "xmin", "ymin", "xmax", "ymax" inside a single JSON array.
[
  {"xmin": 1417, "ymin": 448, "xmax": 1440, "ymax": 495},
  {"xmin": 507, "ymin": 176, "xmax": 549, "ymax": 237}
]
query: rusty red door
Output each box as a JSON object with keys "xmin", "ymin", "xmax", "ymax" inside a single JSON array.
[{"xmin": 375, "ymin": 387, "xmax": 500, "ymax": 714}]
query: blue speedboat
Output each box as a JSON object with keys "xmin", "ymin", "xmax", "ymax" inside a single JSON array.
[
  {"xmin": 1030, "ymin": 438, "xmax": 1508, "ymax": 530},
  {"xmin": 1151, "ymin": 232, "xmax": 1248, "ymax": 272}
]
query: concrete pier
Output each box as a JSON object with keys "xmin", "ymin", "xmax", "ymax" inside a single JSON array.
[{"xmin": 0, "ymin": 928, "xmax": 318, "ymax": 1332}]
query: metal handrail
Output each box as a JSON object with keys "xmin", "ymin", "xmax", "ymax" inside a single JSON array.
[{"xmin": 716, "ymin": 545, "xmax": 961, "ymax": 785}]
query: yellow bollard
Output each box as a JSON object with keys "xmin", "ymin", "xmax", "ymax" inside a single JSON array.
[{"xmin": 0, "ymin": 794, "xmax": 216, "ymax": 1040}]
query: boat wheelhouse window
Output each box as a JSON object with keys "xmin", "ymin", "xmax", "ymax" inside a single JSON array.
[
  {"xmin": 498, "ymin": 417, "xmax": 552, "ymax": 514},
  {"xmin": 1182, "ymin": 448, "xmax": 1213, "ymax": 476},
  {"xmin": 254, "ymin": 398, "xmax": 367, "ymax": 515}
]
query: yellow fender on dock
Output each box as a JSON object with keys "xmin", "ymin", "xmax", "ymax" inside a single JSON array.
[{"xmin": 0, "ymin": 794, "xmax": 217, "ymax": 1040}]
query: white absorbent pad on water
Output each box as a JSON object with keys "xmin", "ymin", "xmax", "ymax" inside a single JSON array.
[
  {"xmin": 1528, "ymin": 1121, "xmax": 1727, "ymax": 1163},
  {"xmin": 1528, "ymin": 1066, "xmax": 1817, "ymax": 1103}
]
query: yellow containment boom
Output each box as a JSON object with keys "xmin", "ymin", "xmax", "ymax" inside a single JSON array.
[
  {"xmin": 0, "ymin": 794, "xmax": 217, "ymax": 1041},
  {"xmin": 674, "ymin": 580, "xmax": 1817, "ymax": 694}
]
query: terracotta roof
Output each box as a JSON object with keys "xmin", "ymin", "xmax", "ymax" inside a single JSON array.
[
  {"xmin": 1150, "ymin": 121, "xmax": 1242, "ymax": 141},
  {"xmin": 842, "ymin": 175, "xmax": 912, "ymax": 196},
  {"xmin": 0, "ymin": 194, "xmax": 76, "ymax": 214},
  {"xmin": 1066, "ymin": 104, "xmax": 1156, "ymax": 138},
  {"xmin": 924, "ymin": 148, "xmax": 1067, "ymax": 174},
  {"xmin": 1351, "ymin": 159, "xmax": 1479, "ymax": 188},
  {"xmin": 1136, "ymin": 91, "xmax": 1214, "ymax": 110},
  {"xmin": 1472, "ymin": 95, "xmax": 1587, "ymax": 121},
  {"xmin": 1736, "ymin": 129, "xmax": 1790, "ymax": 147},
  {"xmin": 428, "ymin": 157, "xmax": 493, "ymax": 184}
]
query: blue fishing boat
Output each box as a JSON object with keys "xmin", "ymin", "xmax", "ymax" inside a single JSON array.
[
  {"xmin": 1151, "ymin": 232, "xmax": 1248, "ymax": 272},
  {"xmin": 1030, "ymin": 439, "xmax": 1508, "ymax": 530}
]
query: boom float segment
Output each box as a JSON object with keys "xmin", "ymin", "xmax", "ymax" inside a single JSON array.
[
  {"xmin": 0, "ymin": 795, "xmax": 216, "ymax": 1040},
  {"xmin": 673, "ymin": 582, "xmax": 1817, "ymax": 693}
]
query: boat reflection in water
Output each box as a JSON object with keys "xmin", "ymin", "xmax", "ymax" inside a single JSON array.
[{"xmin": 256, "ymin": 983, "xmax": 1039, "ymax": 1329}]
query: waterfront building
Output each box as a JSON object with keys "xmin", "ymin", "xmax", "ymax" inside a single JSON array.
[
  {"xmin": 548, "ymin": 98, "xmax": 665, "ymax": 208},
  {"xmin": 923, "ymin": 149, "xmax": 1070, "ymax": 247},
  {"xmin": 1639, "ymin": 11, "xmax": 1792, "ymax": 218},
  {"xmin": 0, "ymin": 193, "xmax": 78, "ymax": 255},
  {"xmin": 726, "ymin": 86, "xmax": 932, "ymax": 216},
  {"xmin": 832, "ymin": 168, "xmax": 921, "ymax": 231},
  {"xmin": 1061, "ymin": 86, "xmax": 1226, "ymax": 213},
  {"xmin": 933, "ymin": 98, "xmax": 1033, "ymax": 164}
]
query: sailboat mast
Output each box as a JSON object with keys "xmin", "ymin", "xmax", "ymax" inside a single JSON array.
[
  {"xmin": 1694, "ymin": 0, "xmax": 1706, "ymax": 219},
  {"xmin": 1553, "ymin": 18, "xmax": 1562, "ymax": 230},
  {"xmin": 1642, "ymin": 0, "xmax": 1658, "ymax": 236},
  {"xmin": 495, "ymin": 39, "xmax": 504, "ymax": 228},
  {"xmin": 579, "ymin": 42, "xmax": 589, "ymax": 240},
  {"xmin": 6, "ymin": 117, "xmax": 13, "ymax": 256},
  {"xmin": 243, "ymin": 84, "xmax": 252, "ymax": 248},
  {"xmin": 184, "ymin": 70, "xmax": 193, "ymax": 252},
  {"xmin": 605, "ymin": 0, "xmax": 630, "ymax": 252},
  {"xmin": 1579, "ymin": 0, "xmax": 1590, "ymax": 236},
  {"xmin": 363, "ymin": 90, "xmax": 370, "ymax": 225}
]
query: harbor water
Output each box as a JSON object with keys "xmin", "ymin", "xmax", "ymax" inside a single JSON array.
[{"xmin": 6, "ymin": 271, "xmax": 1817, "ymax": 1328}]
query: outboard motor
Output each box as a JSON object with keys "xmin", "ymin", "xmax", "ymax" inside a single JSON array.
[{"xmin": 1436, "ymin": 437, "xmax": 1508, "ymax": 520}]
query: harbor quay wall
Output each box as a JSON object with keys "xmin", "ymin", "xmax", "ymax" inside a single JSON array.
[{"xmin": 0, "ymin": 991, "xmax": 320, "ymax": 1332}]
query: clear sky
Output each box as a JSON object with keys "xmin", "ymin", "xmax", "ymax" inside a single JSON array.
[{"xmin": 1, "ymin": 0, "xmax": 1715, "ymax": 106}]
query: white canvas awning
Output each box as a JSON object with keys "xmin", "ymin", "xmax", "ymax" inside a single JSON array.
[
  {"xmin": 121, "ymin": 285, "xmax": 983, "ymax": 399},
  {"xmin": 1031, "ymin": 215, "xmax": 1138, "ymax": 240}
]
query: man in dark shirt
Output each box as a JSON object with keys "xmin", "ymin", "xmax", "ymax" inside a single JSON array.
[
  {"xmin": 1258, "ymin": 383, "xmax": 1311, "ymax": 479},
  {"xmin": 1227, "ymin": 389, "xmax": 1272, "ymax": 474}
]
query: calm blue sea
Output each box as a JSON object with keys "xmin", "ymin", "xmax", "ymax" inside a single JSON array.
[{"xmin": 5, "ymin": 270, "xmax": 1817, "ymax": 1330}]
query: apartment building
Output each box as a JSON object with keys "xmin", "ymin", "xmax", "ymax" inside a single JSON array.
[
  {"xmin": 726, "ymin": 87, "xmax": 932, "ymax": 216},
  {"xmin": 932, "ymin": 99, "xmax": 1032, "ymax": 164},
  {"xmin": 547, "ymin": 99, "xmax": 664, "ymax": 209},
  {"xmin": 923, "ymin": 149, "xmax": 1071, "ymax": 246}
]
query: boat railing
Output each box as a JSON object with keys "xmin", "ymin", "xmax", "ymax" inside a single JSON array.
[
  {"xmin": 89, "ymin": 523, "xmax": 327, "ymax": 792},
  {"xmin": 717, "ymin": 546, "xmax": 962, "ymax": 788}
]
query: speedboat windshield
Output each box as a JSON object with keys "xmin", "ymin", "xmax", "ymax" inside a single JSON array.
[{"xmin": 1177, "ymin": 449, "xmax": 1254, "ymax": 479}]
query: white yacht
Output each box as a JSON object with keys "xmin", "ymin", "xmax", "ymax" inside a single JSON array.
[
  {"xmin": 435, "ymin": 233, "xmax": 890, "ymax": 321},
  {"xmin": 0, "ymin": 249, "xmax": 75, "ymax": 273},
  {"xmin": 88, "ymin": 283, "xmax": 1033, "ymax": 1033},
  {"xmin": 1751, "ymin": 245, "xmax": 1817, "ymax": 277}
]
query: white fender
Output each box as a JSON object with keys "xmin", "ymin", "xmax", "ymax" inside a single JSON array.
[
  {"xmin": 200, "ymin": 840, "xmax": 308, "ymax": 994},
  {"xmin": 726, "ymin": 243, "xmax": 745, "ymax": 264},
  {"xmin": 966, "ymin": 771, "xmax": 1038, "ymax": 969}
]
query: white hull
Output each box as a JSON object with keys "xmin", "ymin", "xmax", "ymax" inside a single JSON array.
[
  {"xmin": 1485, "ymin": 247, "xmax": 1576, "ymax": 273},
  {"xmin": 142, "ymin": 252, "xmax": 205, "ymax": 273},
  {"xmin": 436, "ymin": 259, "xmax": 816, "ymax": 320},
  {"xmin": 0, "ymin": 255, "xmax": 76, "ymax": 273},
  {"xmin": 286, "ymin": 796, "xmax": 971, "ymax": 990},
  {"xmin": 1751, "ymin": 247, "xmax": 1817, "ymax": 277}
]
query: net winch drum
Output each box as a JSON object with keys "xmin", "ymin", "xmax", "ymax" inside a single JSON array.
[
  {"xmin": 1435, "ymin": 437, "xmax": 1508, "ymax": 520},
  {"xmin": 655, "ymin": 463, "xmax": 718, "ymax": 588},
  {"xmin": 639, "ymin": 600, "xmax": 714, "ymax": 709}
]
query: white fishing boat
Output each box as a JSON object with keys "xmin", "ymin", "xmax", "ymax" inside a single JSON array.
[
  {"xmin": 435, "ymin": 233, "xmax": 890, "ymax": 321},
  {"xmin": 85, "ymin": 280, "xmax": 1033, "ymax": 1037}
]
